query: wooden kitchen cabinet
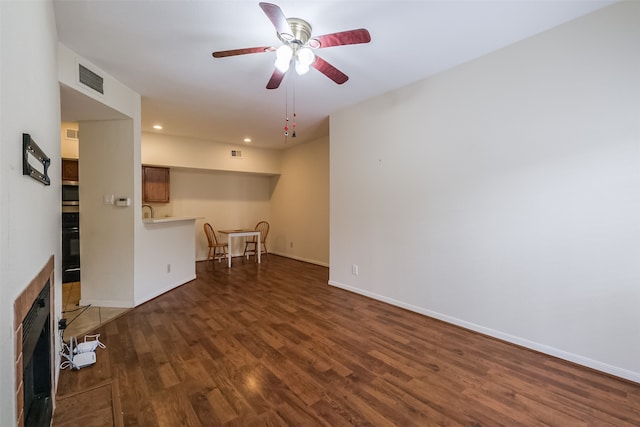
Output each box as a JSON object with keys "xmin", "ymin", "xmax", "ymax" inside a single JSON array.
[
  {"xmin": 142, "ymin": 166, "xmax": 170, "ymax": 203},
  {"xmin": 62, "ymin": 159, "xmax": 79, "ymax": 182}
]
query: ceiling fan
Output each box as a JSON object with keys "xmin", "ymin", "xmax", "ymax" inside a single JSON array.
[{"xmin": 212, "ymin": 2, "xmax": 371, "ymax": 89}]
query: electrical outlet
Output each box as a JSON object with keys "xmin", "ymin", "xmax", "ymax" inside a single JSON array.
[
  {"xmin": 290, "ymin": 242, "xmax": 294, "ymax": 248},
  {"xmin": 352, "ymin": 264, "xmax": 359, "ymax": 276},
  {"xmin": 167, "ymin": 264, "xmax": 171, "ymax": 273}
]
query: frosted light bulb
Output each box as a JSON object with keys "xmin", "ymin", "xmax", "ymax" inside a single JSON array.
[
  {"xmin": 276, "ymin": 45, "xmax": 292, "ymax": 61},
  {"xmin": 295, "ymin": 61, "xmax": 310, "ymax": 75},
  {"xmin": 275, "ymin": 45, "xmax": 292, "ymax": 72},
  {"xmin": 297, "ymin": 47, "xmax": 315, "ymax": 66},
  {"xmin": 275, "ymin": 57, "xmax": 290, "ymax": 72}
]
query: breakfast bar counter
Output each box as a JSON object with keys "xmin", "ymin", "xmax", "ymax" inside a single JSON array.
[{"xmin": 142, "ymin": 216, "xmax": 203, "ymax": 224}]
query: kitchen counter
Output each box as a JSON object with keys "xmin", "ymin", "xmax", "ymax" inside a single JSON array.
[
  {"xmin": 136, "ymin": 216, "xmax": 203, "ymax": 306},
  {"xmin": 143, "ymin": 216, "xmax": 203, "ymax": 224}
]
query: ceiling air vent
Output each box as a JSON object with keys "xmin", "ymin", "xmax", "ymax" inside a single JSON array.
[
  {"xmin": 230, "ymin": 150, "xmax": 242, "ymax": 159},
  {"xmin": 78, "ymin": 64, "xmax": 104, "ymax": 94},
  {"xmin": 65, "ymin": 128, "xmax": 79, "ymax": 141}
]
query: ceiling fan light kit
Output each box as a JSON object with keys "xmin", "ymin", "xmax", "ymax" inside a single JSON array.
[
  {"xmin": 211, "ymin": 2, "xmax": 371, "ymax": 141},
  {"xmin": 275, "ymin": 45, "xmax": 315, "ymax": 75},
  {"xmin": 212, "ymin": 2, "xmax": 371, "ymax": 89}
]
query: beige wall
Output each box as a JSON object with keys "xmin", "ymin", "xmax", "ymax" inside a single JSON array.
[
  {"xmin": 168, "ymin": 168, "xmax": 274, "ymax": 260},
  {"xmin": 270, "ymin": 136, "xmax": 329, "ymax": 266},
  {"xmin": 61, "ymin": 121, "xmax": 79, "ymax": 159},
  {"xmin": 142, "ymin": 132, "xmax": 281, "ymax": 175}
]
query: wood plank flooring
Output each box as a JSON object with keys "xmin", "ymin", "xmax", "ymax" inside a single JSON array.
[{"xmin": 54, "ymin": 255, "xmax": 640, "ymax": 426}]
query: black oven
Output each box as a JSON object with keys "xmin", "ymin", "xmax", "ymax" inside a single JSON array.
[
  {"xmin": 62, "ymin": 181, "xmax": 79, "ymax": 206},
  {"xmin": 62, "ymin": 212, "xmax": 80, "ymax": 283}
]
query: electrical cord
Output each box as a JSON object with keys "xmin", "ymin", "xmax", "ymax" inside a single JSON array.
[
  {"xmin": 58, "ymin": 304, "xmax": 107, "ymax": 370},
  {"xmin": 62, "ymin": 304, "xmax": 91, "ymax": 314},
  {"xmin": 63, "ymin": 304, "xmax": 92, "ymax": 328},
  {"xmin": 59, "ymin": 335, "xmax": 76, "ymax": 369}
]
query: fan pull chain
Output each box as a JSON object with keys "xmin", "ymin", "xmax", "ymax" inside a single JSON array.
[
  {"xmin": 283, "ymin": 80, "xmax": 289, "ymax": 141},
  {"xmin": 282, "ymin": 73, "xmax": 300, "ymax": 142},
  {"xmin": 292, "ymin": 78, "xmax": 297, "ymax": 138},
  {"xmin": 292, "ymin": 112, "xmax": 296, "ymax": 138}
]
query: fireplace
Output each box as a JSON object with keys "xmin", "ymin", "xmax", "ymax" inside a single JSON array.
[
  {"xmin": 14, "ymin": 256, "xmax": 55, "ymax": 427},
  {"xmin": 22, "ymin": 284, "xmax": 52, "ymax": 426}
]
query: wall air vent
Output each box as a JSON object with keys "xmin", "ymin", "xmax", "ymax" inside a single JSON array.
[
  {"xmin": 230, "ymin": 150, "xmax": 242, "ymax": 159},
  {"xmin": 78, "ymin": 64, "xmax": 104, "ymax": 94},
  {"xmin": 65, "ymin": 128, "xmax": 79, "ymax": 141}
]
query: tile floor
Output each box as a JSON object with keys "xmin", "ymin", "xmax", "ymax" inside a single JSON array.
[{"xmin": 61, "ymin": 282, "xmax": 130, "ymax": 341}]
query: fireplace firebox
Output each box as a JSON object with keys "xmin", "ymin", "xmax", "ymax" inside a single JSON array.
[{"xmin": 22, "ymin": 284, "xmax": 53, "ymax": 427}]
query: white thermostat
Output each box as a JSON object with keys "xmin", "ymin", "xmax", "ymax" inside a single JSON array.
[{"xmin": 116, "ymin": 197, "xmax": 131, "ymax": 206}]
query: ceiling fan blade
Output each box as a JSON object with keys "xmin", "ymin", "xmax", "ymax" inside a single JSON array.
[
  {"xmin": 259, "ymin": 2, "xmax": 292, "ymax": 38},
  {"xmin": 212, "ymin": 46, "xmax": 275, "ymax": 58},
  {"xmin": 311, "ymin": 56, "xmax": 348, "ymax": 85},
  {"xmin": 311, "ymin": 28, "xmax": 371, "ymax": 49},
  {"xmin": 266, "ymin": 68, "xmax": 286, "ymax": 89}
]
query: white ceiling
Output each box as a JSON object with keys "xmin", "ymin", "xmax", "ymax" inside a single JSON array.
[{"xmin": 54, "ymin": 0, "xmax": 615, "ymax": 150}]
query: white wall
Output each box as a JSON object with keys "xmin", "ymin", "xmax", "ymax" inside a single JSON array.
[
  {"xmin": 135, "ymin": 219, "xmax": 197, "ymax": 305},
  {"xmin": 0, "ymin": 1, "xmax": 60, "ymax": 424},
  {"xmin": 59, "ymin": 44, "xmax": 144, "ymax": 308},
  {"xmin": 58, "ymin": 43, "xmax": 138, "ymax": 120},
  {"xmin": 79, "ymin": 120, "xmax": 136, "ymax": 307},
  {"xmin": 270, "ymin": 136, "xmax": 329, "ymax": 266},
  {"xmin": 330, "ymin": 2, "xmax": 640, "ymax": 382}
]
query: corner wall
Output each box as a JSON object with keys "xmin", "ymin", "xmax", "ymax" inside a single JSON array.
[
  {"xmin": 271, "ymin": 136, "xmax": 329, "ymax": 266},
  {"xmin": 59, "ymin": 44, "xmax": 145, "ymax": 310},
  {"xmin": 330, "ymin": 2, "xmax": 640, "ymax": 382}
]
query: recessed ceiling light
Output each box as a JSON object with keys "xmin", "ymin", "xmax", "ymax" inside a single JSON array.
[
  {"xmin": 243, "ymin": 138, "xmax": 252, "ymax": 143},
  {"xmin": 152, "ymin": 124, "xmax": 163, "ymax": 130}
]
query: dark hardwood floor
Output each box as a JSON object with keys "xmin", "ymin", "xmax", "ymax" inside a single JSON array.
[{"xmin": 54, "ymin": 255, "xmax": 640, "ymax": 426}]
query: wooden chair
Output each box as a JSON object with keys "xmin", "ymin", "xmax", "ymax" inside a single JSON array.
[
  {"xmin": 204, "ymin": 223, "xmax": 228, "ymax": 267},
  {"xmin": 243, "ymin": 220, "xmax": 269, "ymax": 262}
]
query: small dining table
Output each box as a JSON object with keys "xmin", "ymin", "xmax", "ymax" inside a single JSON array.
[{"xmin": 218, "ymin": 229, "xmax": 261, "ymax": 268}]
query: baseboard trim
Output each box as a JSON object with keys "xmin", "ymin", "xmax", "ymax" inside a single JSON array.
[
  {"xmin": 78, "ymin": 299, "xmax": 134, "ymax": 308},
  {"xmin": 328, "ymin": 280, "xmax": 640, "ymax": 385},
  {"xmin": 80, "ymin": 275, "xmax": 197, "ymax": 308},
  {"xmin": 270, "ymin": 252, "xmax": 329, "ymax": 267},
  {"xmin": 134, "ymin": 274, "xmax": 197, "ymax": 306},
  {"xmin": 197, "ymin": 253, "xmax": 328, "ymax": 267}
]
